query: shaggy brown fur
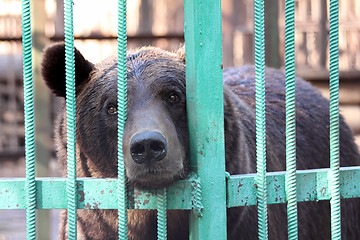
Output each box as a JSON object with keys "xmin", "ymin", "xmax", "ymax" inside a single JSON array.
[{"xmin": 42, "ymin": 42, "xmax": 360, "ymax": 239}]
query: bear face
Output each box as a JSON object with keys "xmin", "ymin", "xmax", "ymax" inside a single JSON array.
[
  {"xmin": 123, "ymin": 52, "xmax": 189, "ymax": 188},
  {"xmin": 42, "ymin": 43, "xmax": 189, "ymax": 189}
]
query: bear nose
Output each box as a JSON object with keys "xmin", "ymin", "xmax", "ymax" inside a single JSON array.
[{"xmin": 130, "ymin": 131, "xmax": 168, "ymax": 164}]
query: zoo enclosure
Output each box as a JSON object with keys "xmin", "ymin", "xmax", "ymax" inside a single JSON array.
[{"xmin": 0, "ymin": 0, "xmax": 360, "ymax": 240}]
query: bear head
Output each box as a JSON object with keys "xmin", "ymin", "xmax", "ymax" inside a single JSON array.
[{"xmin": 41, "ymin": 42, "xmax": 189, "ymax": 189}]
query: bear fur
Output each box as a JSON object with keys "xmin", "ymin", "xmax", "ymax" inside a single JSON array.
[{"xmin": 41, "ymin": 42, "xmax": 360, "ymax": 239}]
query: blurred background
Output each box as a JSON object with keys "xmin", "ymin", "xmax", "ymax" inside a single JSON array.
[{"xmin": 0, "ymin": 0, "xmax": 359, "ymax": 239}]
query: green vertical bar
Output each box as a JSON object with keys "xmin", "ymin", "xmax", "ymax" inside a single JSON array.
[
  {"xmin": 22, "ymin": 0, "xmax": 36, "ymax": 239},
  {"xmin": 184, "ymin": 1, "xmax": 227, "ymax": 239},
  {"xmin": 329, "ymin": 0, "xmax": 341, "ymax": 239},
  {"xmin": 254, "ymin": 0, "xmax": 268, "ymax": 239},
  {"xmin": 64, "ymin": 0, "xmax": 77, "ymax": 239},
  {"xmin": 157, "ymin": 188, "xmax": 167, "ymax": 240},
  {"xmin": 284, "ymin": 0, "xmax": 298, "ymax": 239},
  {"xmin": 117, "ymin": 0, "xmax": 128, "ymax": 239}
]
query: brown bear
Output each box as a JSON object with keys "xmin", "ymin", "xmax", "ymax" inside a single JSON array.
[{"xmin": 41, "ymin": 42, "xmax": 360, "ymax": 240}]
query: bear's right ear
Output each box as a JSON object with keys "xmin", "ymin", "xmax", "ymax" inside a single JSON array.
[{"xmin": 41, "ymin": 42, "xmax": 94, "ymax": 98}]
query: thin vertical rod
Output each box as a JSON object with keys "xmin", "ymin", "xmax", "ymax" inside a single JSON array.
[
  {"xmin": 284, "ymin": 0, "xmax": 298, "ymax": 239},
  {"xmin": 117, "ymin": 0, "xmax": 128, "ymax": 239},
  {"xmin": 254, "ymin": 0, "xmax": 268, "ymax": 238},
  {"xmin": 22, "ymin": 0, "xmax": 36, "ymax": 239},
  {"xmin": 157, "ymin": 188, "xmax": 167, "ymax": 240},
  {"xmin": 64, "ymin": 0, "xmax": 77, "ymax": 238},
  {"xmin": 329, "ymin": 0, "xmax": 341, "ymax": 239}
]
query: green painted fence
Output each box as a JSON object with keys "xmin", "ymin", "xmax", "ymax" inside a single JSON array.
[{"xmin": 0, "ymin": 0, "xmax": 356, "ymax": 239}]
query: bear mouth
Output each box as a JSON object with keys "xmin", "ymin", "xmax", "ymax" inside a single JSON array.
[
  {"xmin": 145, "ymin": 168, "xmax": 163, "ymax": 175},
  {"xmin": 129, "ymin": 168, "xmax": 187, "ymax": 189}
]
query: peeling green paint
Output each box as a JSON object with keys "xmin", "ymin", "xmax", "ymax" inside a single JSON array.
[{"xmin": 1, "ymin": 167, "xmax": 360, "ymax": 210}]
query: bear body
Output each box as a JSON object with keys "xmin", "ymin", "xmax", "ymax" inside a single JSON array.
[{"xmin": 42, "ymin": 43, "xmax": 360, "ymax": 239}]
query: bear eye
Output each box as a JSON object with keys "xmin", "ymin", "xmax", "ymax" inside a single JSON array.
[
  {"xmin": 107, "ymin": 105, "xmax": 117, "ymax": 115},
  {"xmin": 168, "ymin": 93, "xmax": 179, "ymax": 103}
]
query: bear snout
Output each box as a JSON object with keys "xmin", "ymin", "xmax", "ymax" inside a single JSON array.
[
  {"xmin": 122, "ymin": 113, "xmax": 186, "ymax": 189},
  {"xmin": 130, "ymin": 130, "xmax": 168, "ymax": 164}
]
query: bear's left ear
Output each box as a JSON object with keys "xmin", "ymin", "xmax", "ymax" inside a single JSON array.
[
  {"xmin": 41, "ymin": 42, "xmax": 94, "ymax": 98},
  {"xmin": 174, "ymin": 45, "xmax": 185, "ymax": 63}
]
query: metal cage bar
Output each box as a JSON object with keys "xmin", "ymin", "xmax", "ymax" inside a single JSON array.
[
  {"xmin": 1, "ymin": 167, "xmax": 360, "ymax": 210},
  {"xmin": 184, "ymin": 0, "xmax": 227, "ymax": 239},
  {"xmin": 254, "ymin": 0, "xmax": 268, "ymax": 239},
  {"xmin": 117, "ymin": 0, "xmax": 129, "ymax": 239},
  {"xmin": 284, "ymin": 0, "xmax": 298, "ymax": 239},
  {"xmin": 329, "ymin": 0, "xmax": 341, "ymax": 239},
  {"xmin": 64, "ymin": 0, "xmax": 77, "ymax": 238},
  {"xmin": 22, "ymin": 0, "xmax": 36, "ymax": 239},
  {"xmin": 157, "ymin": 188, "xmax": 167, "ymax": 240}
]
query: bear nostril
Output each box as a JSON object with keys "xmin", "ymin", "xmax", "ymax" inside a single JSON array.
[
  {"xmin": 130, "ymin": 131, "xmax": 168, "ymax": 164},
  {"xmin": 131, "ymin": 143, "xmax": 146, "ymax": 156},
  {"xmin": 130, "ymin": 141, "xmax": 148, "ymax": 164},
  {"xmin": 150, "ymin": 141, "xmax": 165, "ymax": 153},
  {"xmin": 149, "ymin": 140, "xmax": 167, "ymax": 162}
]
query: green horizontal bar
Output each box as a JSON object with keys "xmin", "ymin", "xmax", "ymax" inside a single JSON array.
[
  {"xmin": 0, "ymin": 177, "xmax": 193, "ymax": 210},
  {"xmin": 1, "ymin": 167, "xmax": 360, "ymax": 210},
  {"xmin": 227, "ymin": 166, "xmax": 360, "ymax": 207}
]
